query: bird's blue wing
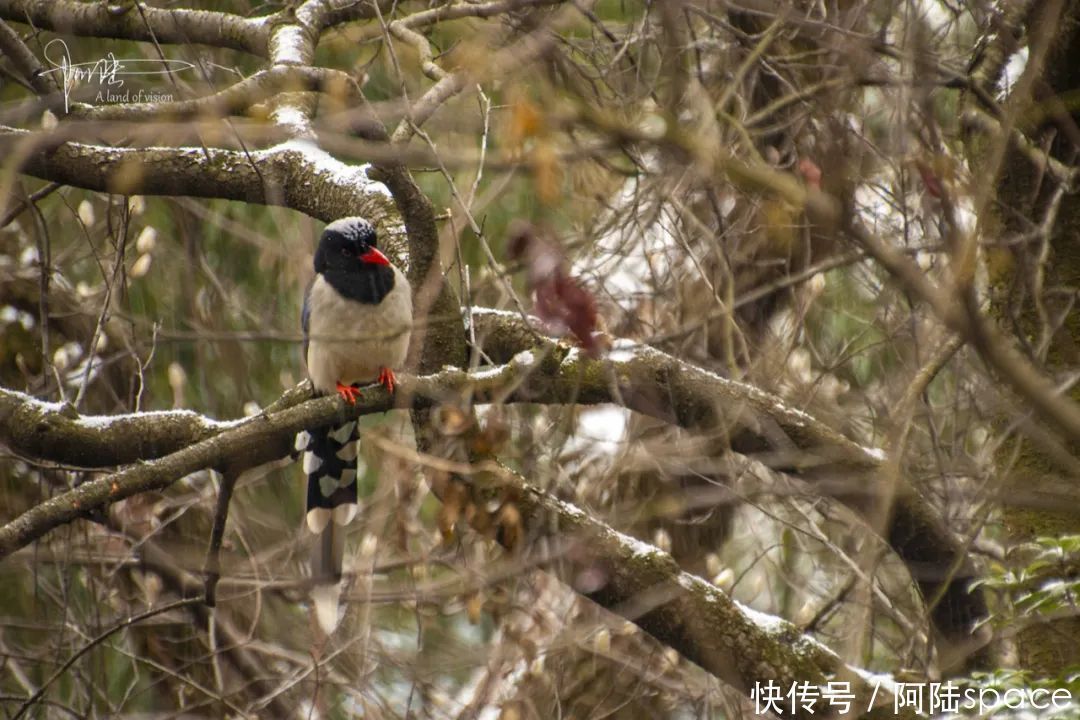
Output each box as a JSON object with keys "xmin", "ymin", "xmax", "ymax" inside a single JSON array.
[{"xmin": 301, "ymin": 277, "xmax": 313, "ymax": 367}]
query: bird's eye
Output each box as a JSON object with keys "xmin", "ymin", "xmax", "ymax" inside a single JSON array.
[{"xmin": 340, "ymin": 247, "xmax": 351, "ymax": 256}]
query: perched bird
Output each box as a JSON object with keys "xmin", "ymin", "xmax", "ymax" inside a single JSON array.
[{"xmin": 294, "ymin": 217, "xmax": 412, "ymax": 633}]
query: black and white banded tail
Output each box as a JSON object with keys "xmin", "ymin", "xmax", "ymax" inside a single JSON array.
[{"xmin": 294, "ymin": 419, "xmax": 360, "ymax": 633}]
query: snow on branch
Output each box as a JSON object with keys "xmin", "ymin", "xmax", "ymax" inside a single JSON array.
[
  {"xmin": 0, "ymin": 0, "xmax": 268, "ymax": 56},
  {"xmin": 0, "ymin": 126, "xmax": 403, "ymax": 237}
]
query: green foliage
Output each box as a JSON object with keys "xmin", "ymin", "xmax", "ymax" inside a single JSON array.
[
  {"xmin": 973, "ymin": 535, "xmax": 1080, "ymax": 622},
  {"xmin": 948, "ymin": 669, "xmax": 1080, "ymax": 719}
]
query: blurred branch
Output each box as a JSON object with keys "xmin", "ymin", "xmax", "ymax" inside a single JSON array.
[
  {"xmin": 566, "ymin": 77, "xmax": 1080, "ymax": 455},
  {"xmin": 961, "ymin": 109, "xmax": 1078, "ymax": 188},
  {"xmin": 202, "ymin": 468, "xmax": 238, "ymax": 607},
  {"xmin": 842, "ymin": 214, "xmax": 1080, "ymax": 450},
  {"xmin": 0, "ymin": 263, "xmax": 140, "ymax": 399},
  {"xmin": 354, "ymin": 0, "xmax": 567, "ymax": 41},
  {"xmin": 299, "ymin": 0, "xmax": 418, "ymax": 33},
  {"xmin": 389, "ymin": 1, "xmax": 577, "ymax": 143},
  {"xmin": 0, "ymin": 18, "xmax": 57, "ymax": 97}
]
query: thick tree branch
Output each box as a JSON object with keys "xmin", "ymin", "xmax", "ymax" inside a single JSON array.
[
  {"xmin": 0, "ymin": 18, "xmax": 56, "ymax": 96},
  {"xmin": 0, "ymin": 126, "xmax": 402, "ymax": 233},
  {"xmin": 0, "ymin": 325, "xmax": 880, "ymax": 519},
  {"xmin": 0, "ymin": 0, "xmax": 268, "ymax": 56},
  {"xmin": 488, "ymin": 465, "xmax": 911, "ymax": 720}
]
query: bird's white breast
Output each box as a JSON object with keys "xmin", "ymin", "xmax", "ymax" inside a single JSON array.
[{"xmin": 305, "ymin": 268, "xmax": 412, "ymax": 394}]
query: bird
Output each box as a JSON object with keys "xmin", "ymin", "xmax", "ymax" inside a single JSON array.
[{"xmin": 293, "ymin": 217, "xmax": 412, "ymax": 633}]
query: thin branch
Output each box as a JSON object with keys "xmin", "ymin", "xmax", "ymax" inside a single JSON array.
[
  {"xmin": 842, "ymin": 215, "xmax": 1080, "ymax": 450},
  {"xmin": 12, "ymin": 596, "xmax": 206, "ymax": 720},
  {"xmin": 202, "ymin": 469, "xmax": 239, "ymax": 607}
]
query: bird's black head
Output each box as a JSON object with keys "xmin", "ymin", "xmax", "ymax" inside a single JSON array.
[{"xmin": 314, "ymin": 217, "xmax": 395, "ymax": 304}]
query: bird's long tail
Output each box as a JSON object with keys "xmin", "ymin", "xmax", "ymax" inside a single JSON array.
[{"xmin": 294, "ymin": 419, "xmax": 359, "ymax": 633}]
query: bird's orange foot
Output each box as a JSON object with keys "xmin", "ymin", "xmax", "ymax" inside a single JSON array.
[
  {"xmin": 377, "ymin": 367, "xmax": 397, "ymax": 394},
  {"xmin": 335, "ymin": 381, "xmax": 362, "ymax": 404}
]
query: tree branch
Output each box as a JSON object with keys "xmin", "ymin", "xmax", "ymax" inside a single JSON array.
[
  {"xmin": 0, "ymin": 126, "xmax": 402, "ymax": 230},
  {"xmin": 0, "ymin": 18, "xmax": 56, "ymax": 96},
  {"xmin": 487, "ymin": 465, "xmax": 912, "ymax": 720},
  {"xmin": 0, "ymin": 0, "xmax": 268, "ymax": 56}
]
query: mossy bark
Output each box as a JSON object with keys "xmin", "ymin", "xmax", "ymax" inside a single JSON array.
[{"xmin": 971, "ymin": 0, "xmax": 1080, "ymax": 674}]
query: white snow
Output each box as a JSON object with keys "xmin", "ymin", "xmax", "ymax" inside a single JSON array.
[
  {"xmin": 271, "ymin": 105, "xmax": 313, "ymax": 138},
  {"xmin": 576, "ymin": 405, "xmax": 628, "ymax": 448},
  {"xmin": 1001, "ymin": 47, "xmax": 1029, "ymax": 99},
  {"xmin": 620, "ymin": 532, "xmax": 664, "ymax": 560},
  {"xmin": 270, "ymin": 25, "xmax": 308, "ymax": 65},
  {"xmin": 470, "ymin": 365, "xmax": 505, "ymax": 381},
  {"xmin": 75, "ymin": 408, "xmax": 246, "ymax": 431},
  {"xmin": 468, "ymin": 307, "xmax": 521, "ymax": 321},
  {"xmin": 861, "ymin": 445, "xmax": 886, "ymax": 462},
  {"xmin": 733, "ymin": 599, "xmax": 789, "ymax": 635},
  {"xmin": 1, "ymin": 389, "xmax": 248, "ymax": 432},
  {"xmin": 606, "ymin": 340, "xmax": 637, "ymax": 363},
  {"xmin": 849, "ymin": 665, "xmax": 899, "ymax": 696},
  {"xmin": 511, "ymin": 349, "xmax": 536, "ymax": 367},
  {"xmin": 272, "ymin": 140, "xmax": 395, "ymax": 205}
]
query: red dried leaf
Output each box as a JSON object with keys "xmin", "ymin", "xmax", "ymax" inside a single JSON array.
[
  {"xmin": 798, "ymin": 157, "xmax": 822, "ymax": 190},
  {"xmin": 914, "ymin": 158, "xmax": 944, "ymax": 198},
  {"xmin": 507, "ymin": 221, "xmax": 600, "ymax": 355}
]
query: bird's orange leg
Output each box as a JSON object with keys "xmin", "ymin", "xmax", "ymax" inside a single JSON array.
[
  {"xmin": 377, "ymin": 367, "xmax": 397, "ymax": 394},
  {"xmin": 335, "ymin": 381, "xmax": 361, "ymax": 404}
]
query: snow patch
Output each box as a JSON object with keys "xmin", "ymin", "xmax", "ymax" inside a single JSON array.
[
  {"xmin": 606, "ymin": 341, "xmax": 638, "ymax": 363},
  {"xmin": 733, "ymin": 599, "xmax": 789, "ymax": 635},
  {"xmin": 276, "ymin": 139, "xmax": 372, "ymax": 188},
  {"xmin": 270, "ymin": 25, "xmax": 308, "ymax": 64},
  {"xmin": 577, "ymin": 405, "xmax": 628, "ymax": 448},
  {"xmin": 76, "ymin": 409, "xmax": 246, "ymax": 431},
  {"xmin": 861, "ymin": 445, "xmax": 886, "ymax": 462},
  {"xmin": 619, "ymin": 532, "xmax": 664, "ymax": 560},
  {"xmin": 1001, "ymin": 47, "xmax": 1029, "ymax": 99},
  {"xmin": 849, "ymin": 665, "xmax": 899, "ymax": 696},
  {"xmin": 271, "ymin": 105, "xmax": 313, "ymax": 138},
  {"xmin": 470, "ymin": 365, "xmax": 505, "ymax": 381},
  {"xmin": 511, "ymin": 349, "xmax": 536, "ymax": 367}
]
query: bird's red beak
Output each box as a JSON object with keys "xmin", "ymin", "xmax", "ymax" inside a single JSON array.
[{"xmin": 358, "ymin": 247, "xmax": 390, "ymax": 266}]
